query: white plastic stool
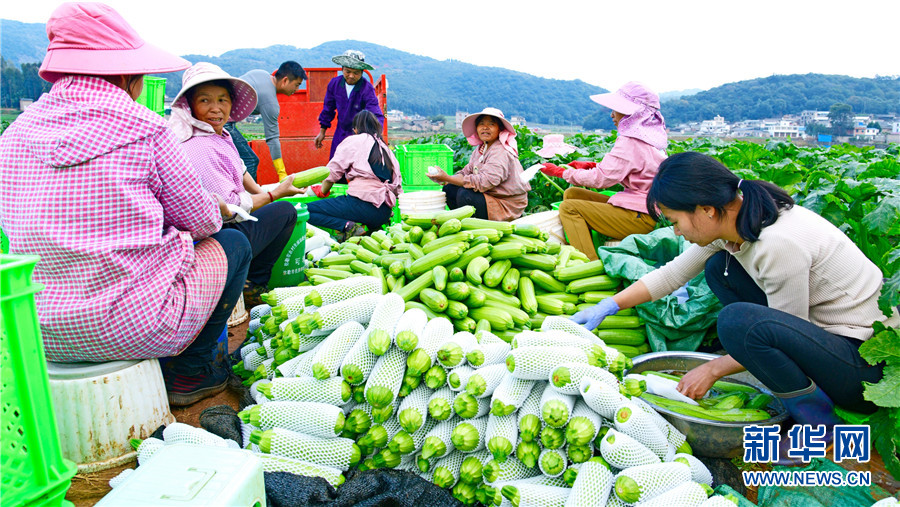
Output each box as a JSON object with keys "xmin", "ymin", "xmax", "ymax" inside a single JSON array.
[{"xmin": 47, "ymin": 359, "xmax": 175, "ymax": 472}]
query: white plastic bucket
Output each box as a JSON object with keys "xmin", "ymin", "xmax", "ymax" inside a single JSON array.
[{"xmin": 513, "ymin": 210, "xmax": 566, "ymax": 244}]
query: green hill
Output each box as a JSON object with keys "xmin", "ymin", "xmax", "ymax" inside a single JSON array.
[
  {"xmin": 0, "ymin": 20, "xmax": 51, "ymax": 67},
  {"xmin": 583, "ymin": 74, "xmax": 900, "ymax": 129}
]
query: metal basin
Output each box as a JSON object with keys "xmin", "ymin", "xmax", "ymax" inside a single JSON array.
[{"xmin": 628, "ymin": 351, "xmax": 788, "ymax": 459}]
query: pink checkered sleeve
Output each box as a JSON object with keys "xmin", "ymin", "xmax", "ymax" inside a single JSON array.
[{"xmin": 151, "ymin": 129, "xmax": 223, "ymax": 240}]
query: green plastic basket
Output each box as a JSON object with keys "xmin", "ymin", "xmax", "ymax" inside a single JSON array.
[
  {"xmin": 1, "ymin": 254, "xmax": 77, "ymax": 507},
  {"xmin": 136, "ymin": 76, "xmax": 167, "ymax": 116},
  {"xmin": 394, "ymin": 144, "xmax": 454, "ymax": 187}
]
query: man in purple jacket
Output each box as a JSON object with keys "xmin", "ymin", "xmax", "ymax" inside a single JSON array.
[{"xmin": 314, "ymin": 50, "xmax": 385, "ymax": 158}]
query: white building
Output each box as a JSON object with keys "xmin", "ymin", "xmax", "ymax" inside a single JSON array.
[
  {"xmin": 386, "ymin": 110, "xmax": 404, "ymax": 122},
  {"xmin": 698, "ymin": 115, "xmax": 730, "ymax": 136},
  {"xmin": 510, "ymin": 115, "xmax": 526, "ymax": 126},
  {"xmin": 799, "ymin": 110, "xmax": 830, "ymax": 126},
  {"xmin": 455, "ymin": 111, "xmax": 469, "ymax": 130},
  {"xmin": 893, "ymin": 122, "xmax": 900, "ymax": 134},
  {"xmin": 767, "ymin": 119, "xmax": 802, "ymax": 138}
]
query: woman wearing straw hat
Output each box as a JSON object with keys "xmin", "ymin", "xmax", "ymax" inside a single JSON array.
[
  {"xmin": 314, "ymin": 50, "xmax": 386, "ymax": 159},
  {"xmin": 428, "ymin": 107, "xmax": 531, "ymax": 221},
  {"xmin": 0, "ymin": 2, "xmax": 251, "ymax": 406},
  {"xmin": 169, "ymin": 62, "xmax": 308, "ymax": 308},
  {"xmin": 541, "ymin": 82, "xmax": 667, "ymax": 260}
]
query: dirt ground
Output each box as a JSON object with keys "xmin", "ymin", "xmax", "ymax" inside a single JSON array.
[{"xmin": 63, "ymin": 319, "xmax": 899, "ymax": 506}]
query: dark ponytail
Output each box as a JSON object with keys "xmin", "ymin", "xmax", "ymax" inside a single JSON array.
[
  {"xmin": 352, "ymin": 110, "xmax": 392, "ymax": 171},
  {"xmin": 646, "ymin": 152, "xmax": 793, "ymax": 242}
]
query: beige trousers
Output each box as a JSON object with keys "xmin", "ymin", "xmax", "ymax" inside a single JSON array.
[{"xmin": 558, "ymin": 187, "xmax": 656, "ymax": 260}]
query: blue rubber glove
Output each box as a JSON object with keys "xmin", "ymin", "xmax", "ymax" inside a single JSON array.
[{"xmin": 570, "ymin": 297, "xmax": 620, "ymax": 331}]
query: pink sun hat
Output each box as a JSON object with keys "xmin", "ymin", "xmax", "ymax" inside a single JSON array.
[
  {"xmin": 172, "ymin": 63, "xmax": 258, "ymax": 123},
  {"xmin": 535, "ymin": 134, "xmax": 577, "ymax": 158},
  {"xmin": 589, "ymin": 81, "xmax": 661, "ymax": 115},
  {"xmin": 39, "ymin": 2, "xmax": 190, "ymax": 83}
]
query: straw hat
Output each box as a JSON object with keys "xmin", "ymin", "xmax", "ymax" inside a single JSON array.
[
  {"xmin": 39, "ymin": 2, "xmax": 189, "ymax": 83},
  {"xmin": 171, "ymin": 62, "xmax": 258, "ymax": 122},
  {"xmin": 332, "ymin": 50, "xmax": 374, "ymax": 71}
]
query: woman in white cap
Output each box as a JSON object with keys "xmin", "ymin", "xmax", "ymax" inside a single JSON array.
[
  {"xmin": 169, "ymin": 62, "xmax": 307, "ymax": 307},
  {"xmin": 0, "ymin": 2, "xmax": 250, "ymax": 406},
  {"xmin": 314, "ymin": 50, "xmax": 386, "ymax": 160},
  {"xmin": 428, "ymin": 107, "xmax": 531, "ymax": 221},
  {"xmin": 541, "ymin": 82, "xmax": 668, "ymax": 260}
]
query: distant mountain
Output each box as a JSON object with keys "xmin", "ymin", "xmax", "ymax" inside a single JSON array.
[
  {"xmin": 1, "ymin": 20, "xmax": 49, "ymax": 66},
  {"xmin": 659, "ymin": 89, "xmax": 702, "ymax": 103},
  {"xmin": 0, "ymin": 21, "xmax": 608, "ymax": 125},
  {"xmin": 584, "ymin": 74, "xmax": 900, "ymax": 129}
]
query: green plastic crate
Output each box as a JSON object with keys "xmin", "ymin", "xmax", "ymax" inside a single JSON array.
[
  {"xmin": 136, "ymin": 76, "xmax": 166, "ymax": 116},
  {"xmin": 0, "ymin": 226, "xmax": 8, "ymax": 253},
  {"xmin": 1, "ymin": 254, "xmax": 77, "ymax": 507},
  {"xmin": 394, "ymin": 144, "xmax": 454, "ymax": 187}
]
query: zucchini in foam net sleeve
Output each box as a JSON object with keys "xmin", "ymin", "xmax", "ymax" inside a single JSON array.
[
  {"xmin": 258, "ymin": 376, "xmax": 351, "ymax": 405},
  {"xmin": 239, "ymin": 401, "xmax": 345, "ymax": 439},
  {"xmin": 613, "ymin": 460, "xmax": 693, "ymax": 504},
  {"xmin": 600, "ymin": 428, "xmax": 661, "ymax": 469},
  {"xmin": 565, "ymin": 459, "xmax": 615, "ymax": 507},
  {"xmin": 249, "ymin": 428, "xmax": 361, "ymax": 470},
  {"xmin": 364, "ymin": 346, "xmax": 408, "ymax": 409},
  {"xmin": 310, "ymin": 321, "xmax": 365, "ymax": 380},
  {"xmin": 365, "ymin": 293, "xmax": 406, "ymax": 355}
]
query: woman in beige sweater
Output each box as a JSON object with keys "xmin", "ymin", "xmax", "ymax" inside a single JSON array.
[{"xmin": 572, "ymin": 152, "xmax": 896, "ymax": 464}]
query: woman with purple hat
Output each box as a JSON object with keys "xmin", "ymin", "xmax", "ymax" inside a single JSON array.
[
  {"xmin": 0, "ymin": 3, "xmax": 250, "ymax": 406},
  {"xmin": 428, "ymin": 107, "xmax": 531, "ymax": 221},
  {"xmin": 541, "ymin": 82, "xmax": 668, "ymax": 260},
  {"xmin": 169, "ymin": 62, "xmax": 308, "ymax": 307}
]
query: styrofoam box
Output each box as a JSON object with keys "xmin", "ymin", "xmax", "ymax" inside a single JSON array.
[{"xmin": 96, "ymin": 444, "xmax": 265, "ymax": 507}]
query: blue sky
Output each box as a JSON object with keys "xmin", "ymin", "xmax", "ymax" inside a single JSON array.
[{"xmin": 5, "ymin": 0, "xmax": 898, "ymax": 93}]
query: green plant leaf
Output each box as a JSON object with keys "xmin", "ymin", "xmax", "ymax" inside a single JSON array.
[
  {"xmin": 863, "ymin": 363, "xmax": 900, "ymax": 408},
  {"xmin": 859, "ymin": 323, "xmax": 900, "ymax": 366},
  {"xmin": 879, "ymin": 271, "xmax": 900, "ymax": 315},
  {"xmin": 868, "ymin": 407, "xmax": 900, "ymax": 481}
]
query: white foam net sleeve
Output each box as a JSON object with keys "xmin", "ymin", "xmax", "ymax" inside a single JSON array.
[
  {"xmin": 392, "ymin": 307, "xmax": 429, "ymax": 346},
  {"xmin": 254, "ymin": 401, "xmax": 344, "ymax": 438},
  {"xmin": 517, "ymin": 381, "xmax": 547, "ymax": 421},
  {"xmin": 429, "ymin": 386, "xmax": 456, "ymax": 418},
  {"xmin": 484, "ymin": 456, "xmax": 542, "ymax": 486},
  {"xmin": 507, "ymin": 346, "xmax": 589, "ymax": 380},
  {"xmin": 513, "ymin": 329, "xmax": 596, "ymax": 350},
  {"xmin": 437, "ymin": 331, "xmax": 478, "ymax": 369},
  {"xmin": 251, "ymin": 379, "xmax": 271, "ymax": 405},
  {"xmin": 612, "ymin": 461, "xmax": 692, "ymax": 504},
  {"xmin": 367, "ymin": 293, "xmax": 406, "ymax": 334},
  {"xmin": 416, "ymin": 317, "xmax": 455, "ymax": 365},
  {"xmin": 491, "ymin": 374, "xmax": 537, "ymax": 412},
  {"xmin": 673, "ymin": 453, "xmax": 714, "ymax": 486},
  {"xmin": 241, "ymin": 422, "xmax": 256, "ymax": 448},
  {"xmin": 599, "ymin": 428, "xmax": 661, "ymax": 469},
  {"xmin": 453, "ymin": 391, "xmax": 491, "ymax": 419},
  {"xmin": 270, "ymin": 286, "xmax": 317, "ymax": 306},
  {"xmin": 432, "ymin": 449, "xmax": 466, "ymax": 487},
  {"xmin": 257, "ymin": 453, "xmax": 344, "ymax": 487},
  {"xmin": 541, "ymin": 315, "xmax": 603, "ymax": 343},
  {"xmin": 312, "ymin": 293, "xmax": 381, "ymax": 332},
  {"xmin": 538, "ymin": 448, "xmax": 567, "ymax": 477},
  {"xmin": 136, "ymin": 437, "xmax": 166, "ymax": 466},
  {"xmin": 250, "ymin": 303, "xmax": 273, "ymax": 320},
  {"xmin": 633, "ymin": 396, "xmax": 688, "ymax": 449},
  {"xmin": 503, "ymin": 484, "xmax": 571, "ymax": 507},
  {"xmin": 247, "ymin": 317, "xmax": 265, "ymax": 334},
  {"xmin": 568, "ymin": 399, "xmax": 603, "ymax": 441},
  {"xmin": 701, "ymin": 495, "xmax": 749, "ymax": 507},
  {"xmin": 565, "ymin": 460, "xmax": 613, "ymax": 507},
  {"xmin": 108, "ymin": 468, "xmax": 134, "ymax": 489},
  {"xmin": 485, "ymin": 413, "xmax": 518, "ymax": 461},
  {"xmin": 452, "ymin": 415, "xmax": 488, "ymax": 453},
  {"xmin": 268, "ymin": 376, "xmax": 349, "ymax": 405},
  {"xmin": 240, "ymin": 341, "xmax": 261, "ymax": 362},
  {"xmin": 476, "ymin": 329, "xmax": 507, "ymax": 345},
  {"xmin": 614, "ymin": 402, "xmax": 669, "ymax": 459},
  {"xmin": 468, "ymin": 342, "xmax": 512, "ymax": 369},
  {"xmin": 340, "ymin": 328, "xmax": 379, "ymax": 385},
  {"xmin": 449, "ymin": 364, "xmax": 477, "ymax": 392},
  {"xmin": 539, "ymin": 387, "xmax": 577, "ymax": 428},
  {"xmin": 398, "ymin": 384, "xmax": 433, "ymax": 432},
  {"xmin": 310, "ymin": 321, "xmax": 365, "ymax": 378},
  {"xmin": 275, "ymin": 353, "xmax": 305, "ymax": 378},
  {"xmin": 468, "ymin": 363, "xmax": 508, "ymax": 398},
  {"xmin": 364, "ymin": 346, "xmax": 408, "ymax": 407},
  {"xmin": 266, "ymin": 428, "xmax": 358, "ymax": 470},
  {"xmin": 243, "ymin": 347, "xmax": 267, "ymax": 372},
  {"xmin": 289, "ymin": 343, "xmax": 323, "ymax": 378},
  {"xmin": 408, "ymin": 417, "xmax": 439, "ymax": 454},
  {"xmin": 309, "ymin": 276, "xmax": 383, "ymax": 306},
  {"xmin": 549, "ymin": 362, "xmax": 619, "ymax": 396},
  {"xmin": 424, "ymin": 416, "xmax": 460, "ymax": 458},
  {"xmin": 638, "ymin": 481, "xmax": 710, "ymax": 507},
  {"xmin": 279, "ymin": 294, "xmax": 308, "ymax": 319},
  {"xmin": 288, "ymin": 330, "xmax": 329, "ymax": 355},
  {"xmin": 579, "ymin": 376, "xmax": 629, "ymax": 420},
  {"xmin": 163, "ymin": 422, "xmax": 232, "ymax": 448}
]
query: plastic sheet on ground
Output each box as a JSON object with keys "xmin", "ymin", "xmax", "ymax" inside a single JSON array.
[
  {"xmin": 757, "ymin": 458, "xmax": 894, "ymax": 507},
  {"xmin": 597, "ymin": 227, "xmax": 722, "ymax": 352}
]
